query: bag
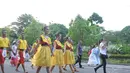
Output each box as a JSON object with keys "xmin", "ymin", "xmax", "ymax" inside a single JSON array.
[{"xmin": 88, "ymin": 49, "xmax": 92, "ymax": 56}]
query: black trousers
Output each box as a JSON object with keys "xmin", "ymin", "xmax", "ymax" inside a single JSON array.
[
  {"xmin": 75, "ymin": 55, "xmax": 82, "ymax": 68},
  {"xmin": 95, "ymin": 54, "xmax": 107, "ymax": 73}
]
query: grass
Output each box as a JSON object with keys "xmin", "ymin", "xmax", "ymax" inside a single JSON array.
[{"xmin": 107, "ymin": 59, "xmax": 130, "ymax": 65}]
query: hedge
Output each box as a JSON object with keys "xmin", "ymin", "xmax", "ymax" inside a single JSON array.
[{"xmin": 109, "ymin": 54, "xmax": 130, "ymax": 59}]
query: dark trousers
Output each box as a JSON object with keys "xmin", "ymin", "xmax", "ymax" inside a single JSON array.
[
  {"xmin": 75, "ymin": 55, "xmax": 82, "ymax": 68},
  {"xmin": 95, "ymin": 54, "xmax": 107, "ymax": 73}
]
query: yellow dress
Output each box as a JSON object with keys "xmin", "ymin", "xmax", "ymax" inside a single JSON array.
[
  {"xmin": 32, "ymin": 35, "xmax": 52, "ymax": 67},
  {"xmin": 51, "ymin": 40, "xmax": 64, "ymax": 66},
  {"xmin": 64, "ymin": 41, "xmax": 72, "ymax": 64},
  {"xmin": 70, "ymin": 44, "xmax": 75, "ymax": 64}
]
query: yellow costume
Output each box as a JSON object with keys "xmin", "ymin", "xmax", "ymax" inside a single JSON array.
[
  {"xmin": 64, "ymin": 41, "xmax": 72, "ymax": 64},
  {"xmin": 51, "ymin": 40, "xmax": 64, "ymax": 66},
  {"xmin": 18, "ymin": 39, "xmax": 27, "ymax": 64},
  {"xmin": 0, "ymin": 37, "xmax": 9, "ymax": 59},
  {"xmin": 70, "ymin": 44, "xmax": 75, "ymax": 64},
  {"xmin": 32, "ymin": 35, "xmax": 52, "ymax": 67},
  {"xmin": 0, "ymin": 37, "xmax": 9, "ymax": 48},
  {"xmin": 18, "ymin": 39, "xmax": 27, "ymax": 50}
]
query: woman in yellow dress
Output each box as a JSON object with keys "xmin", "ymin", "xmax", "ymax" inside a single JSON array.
[
  {"xmin": 70, "ymin": 39, "xmax": 79, "ymax": 72},
  {"xmin": 63, "ymin": 38, "xmax": 79, "ymax": 72},
  {"xmin": 50, "ymin": 33, "xmax": 64, "ymax": 73},
  {"xmin": 63, "ymin": 37, "xmax": 74, "ymax": 73},
  {"xmin": 30, "ymin": 39, "xmax": 39, "ymax": 69},
  {"xmin": 32, "ymin": 26, "xmax": 53, "ymax": 73}
]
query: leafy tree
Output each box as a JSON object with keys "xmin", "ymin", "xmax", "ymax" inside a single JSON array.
[
  {"xmin": 121, "ymin": 26, "xmax": 130, "ymax": 43},
  {"xmin": 49, "ymin": 23, "xmax": 68, "ymax": 43},
  {"xmin": 89, "ymin": 12, "xmax": 103, "ymax": 24},
  {"xmin": 68, "ymin": 14, "xmax": 104, "ymax": 46},
  {"xmin": 24, "ymin": 19, "xmax": 43, "ymax": 45},
  {"xmin": 68, "ymin": 15, "xmax": 90, "ymax": 45},
  {"xmin": 103, "ymin": 31, "xmax": 121, "ymax": 44},
  {"xmin": 10, "ymin": 14, "xmax": 34, "ymax": 36}
]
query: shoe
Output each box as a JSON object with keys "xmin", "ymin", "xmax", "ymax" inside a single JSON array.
[
  {"xmin": 63, "ymin": 68, "xmax": 67, "ymax": 71},
  {"xmin": 94, "ymin": 68, "xmax": 97, "ymax": 73}
]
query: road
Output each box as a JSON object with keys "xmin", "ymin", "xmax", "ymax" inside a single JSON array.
[{"xmin": 2, "ymin": 60, "xmax": 130, "ymax": 73}]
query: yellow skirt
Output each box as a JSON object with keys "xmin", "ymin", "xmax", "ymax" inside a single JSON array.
[
  {"xmin": 64, "ymin": 50, "xmax": 72, "ymax": 64},
  {"xmin": 31, "ymin": 46, "xmax": 51, "ymax": 67},
  {"xmin": 51, "ymin": 49, "xmax": 64, "ymax": 66},
  {"xmin": 70, "ymin": 52, "xmax": 75, "ymax": 64}
]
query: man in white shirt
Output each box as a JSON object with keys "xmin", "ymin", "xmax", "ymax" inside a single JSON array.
[{"xmin": 94, "ymin": 39, "xmax": 108, "ymax": 73}]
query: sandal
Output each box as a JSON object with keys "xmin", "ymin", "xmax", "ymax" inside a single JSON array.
[
  {"xmin": 74, "ymin": 69, "xmax": 79, "ymax": 72},
  {"xmin": 63, "ymin": 68, "xmax": 67, "ymax": 71}
]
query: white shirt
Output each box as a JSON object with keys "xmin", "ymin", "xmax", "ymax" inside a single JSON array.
[
  {"xmin": 11, "ymin": 45, "xmax": 18, "ymax": 57},
  {"xmin": 99, "ymin": 42, "xmax": 107, "ymax": 55}
]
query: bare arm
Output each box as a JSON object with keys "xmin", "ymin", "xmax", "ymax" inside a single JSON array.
[
  {"xmin": 64, "ymin": 43, "xmax": 66, "ymax": 53},
  {"xmin": 76, "ymin": 44, "xmax": 79, "ymax": 56}
]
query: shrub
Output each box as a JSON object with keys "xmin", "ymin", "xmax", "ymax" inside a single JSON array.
[
  {"xmin": 120, "ymin": 44, "xmax": 130, "ymax": 54},
  {"xmin": 107, "ymin": 44, "xmax": 122, "ymax": 54},
  {"xmin": 109, "ymin": 54, "xmax": 130, "ymax": 59}
]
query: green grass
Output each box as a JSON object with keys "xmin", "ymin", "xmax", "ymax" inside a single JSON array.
[{"xmin": 107, "ymin": 59, "xmax": 130, "ymax": 65}]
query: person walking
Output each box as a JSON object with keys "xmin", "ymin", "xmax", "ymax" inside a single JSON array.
[
  {"xmin": 94, "ymin": 39, "xmax": 108, "ymax": 73},
  {"xmin": 16, "ymin": 33, "xmax": 28, "ymax": 73},
  {"xmin": 31, "ymin": 26, "xmax": 53, "ymax": 73},
  {"xmin": 74, "ymin": 40, "xmax": 84, "ymax": 68},
  {"xmin": 50, "ymin": 33, "xmax": 64, "ymax": 73}
]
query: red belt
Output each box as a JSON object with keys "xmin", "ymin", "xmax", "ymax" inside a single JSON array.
[
  {"xmin": 41, "ymin": 44, "xmax": 49, "ymax": 46},
  {"xmin": 19, "ymin": 49, "xmax": 24, "ymax": 51},
  {"xmin": 56, "ymin": 48, "xmax": 62, "ymax": 50},
  {"xmin": 0, "ymin": 47, "xmax": 3, "ymax": 49},
  {"xmin": 66, "ymin": 48, "xmax": 70, "ymax": 50}
]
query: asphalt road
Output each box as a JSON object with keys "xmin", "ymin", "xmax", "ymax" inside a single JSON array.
[{"xmin": 1, "ymin": 60, "xmax": 130, "ymax": 73}]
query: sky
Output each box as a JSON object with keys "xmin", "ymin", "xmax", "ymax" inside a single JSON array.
[{"xmin": 0, "ymin": 0, "xmax": 130, "ymax": 31}]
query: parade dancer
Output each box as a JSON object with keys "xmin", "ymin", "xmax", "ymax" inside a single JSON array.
[
  {"xmin": 63, "ymin": 39, "xmax": 79, "ymax": 72},
  {"xmin": 0, "ymin": 29, "xmax": 13, "ymax": 73},
  {"xmin": 50, "ymin": 33, "xmax": 64, "ymax": 73},
  {"xmin": 63, "ymin": 37, "xmax": 75, "ymax": 73},
  {"xmin": 16, "ymin": 33, "xmax": 28, "ymax": 73},
  {"xmin": 32, "ymin": 26, "xmax": 53, "ymax": 73},
  {"xmin": 10, "ymin": 42, "xmax": 18, "ymax": 66}
]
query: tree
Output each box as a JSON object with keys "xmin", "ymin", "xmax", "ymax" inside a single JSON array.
[
  {"xmin": 24, "ymin": 19, "xmax": 43, "ymax": 45},
  {"xmin": 10, "ymin": 14, "xmax": 34, "ymax": 36},
  {"xmin": 121, "ymin": 26, "xmax": 130, "ymax": 44},
  {"xmin": 49, "ymin": 23, "xmax": 68, "ymax": 43},
  {"xmin": 68, "ymin": 15, "xmax": 90, "ymax": 45},
  {"xmin": 68, "ymin": 14, "xmax": 104, "ymax": 46},
  {"xmin": 103, "ymin": 31, "xmax": 121, "ymax": 44},
  {"xmin": 89, "ymin": 12, "xmax": 103, "ymax": 25}
]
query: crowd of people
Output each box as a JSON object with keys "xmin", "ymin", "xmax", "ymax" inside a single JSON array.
[{"xmin": 0, "ymin": 25, "xmax": 108, "ymax": 73}]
